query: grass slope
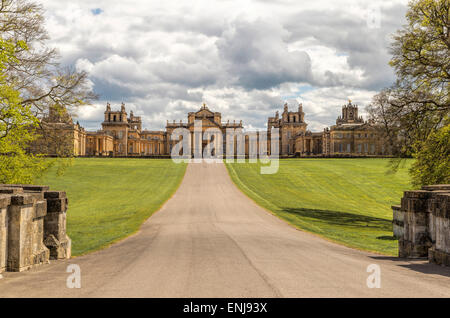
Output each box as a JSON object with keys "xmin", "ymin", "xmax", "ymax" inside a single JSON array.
[
  {"xmin": 39, "ymin": 158, "xmax": 186, "ymax": 256},
  {"xmin": 226, "ymin": 159, "xmax": 412, "ymax": 255}
]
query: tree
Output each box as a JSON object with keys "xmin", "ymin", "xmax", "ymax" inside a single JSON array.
[
  {"xmin": 0, "ymin": 36, "xmax": 48, "ymax": 183},
  {"xmin": 368, "ymin": 0, "xmax": 449, "ymax": 186},
  {"xmin": 410, "ymin": 123, "xmax": 450, "ymax": 186},
  {"xmin": 0, "ymin": 0, "xmax": 96, "ymax": 184},
  {"xmin": 0, "ymin": 0, "xmax": 96, "ymax": 115}
]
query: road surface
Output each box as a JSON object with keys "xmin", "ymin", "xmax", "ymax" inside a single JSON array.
[{"xmin": 1, "ymin": 161, "xmax": 450, "ymax": 297}]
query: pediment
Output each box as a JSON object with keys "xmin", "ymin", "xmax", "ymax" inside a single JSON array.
[
  {"xmin": 195, "ymin": 109, "xmax": 214, "ymax": 117},
  {"xmin": 186, "ymin": 117, "xmax": 221, "ymax": 128}
]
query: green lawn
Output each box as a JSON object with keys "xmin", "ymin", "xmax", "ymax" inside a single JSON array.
[
  {"xmin": 226, "ymin": 159, "xmax": 413, "ymax": 255},
  {"xmin": 39, "ymin": 158, "xmax": 186, "ymax": 256}
]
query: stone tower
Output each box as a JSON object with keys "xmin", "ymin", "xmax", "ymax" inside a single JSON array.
[
  {"xmin": 102, "ymin": 102, "xmax": 129, "ymax": 155},
  {"xmin": 267, "ymin": 102, "xmax": 308, "ymax": 156},
  {"xmin": 336, "ymin": 100, "xmax": 364, "ymax": 125}
]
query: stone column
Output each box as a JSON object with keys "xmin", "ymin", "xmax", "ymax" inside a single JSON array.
[
  {"xmin": 7, "ymin": 193, "xmax": 49, "ymax": 272},
  {"xmin": 399, "ymin": 190, "xmax": 432, "ymax": 258},
  {"xmin": 428, "ymin": 193, "xmax": 450, "ymax": 266},
  {"xmin": 43, "ymin": 191, "xmax": 71, "ymax": 259},
  {"xmin": 0, "ymin": 195, "xmax": 11, "ymax": 273}
]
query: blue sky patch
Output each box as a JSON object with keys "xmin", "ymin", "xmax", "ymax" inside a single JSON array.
[{"xmin": 91, "ymin": 8, "xmax": 103, "ymax": 15}]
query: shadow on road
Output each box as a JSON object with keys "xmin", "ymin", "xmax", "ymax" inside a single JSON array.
[
  {"xmin": 369, "ymin": 256, "xmax": 450, "ymax": 278},
  {"xmin": 281, "ymin": 207, "xmax": 392, "ymax": 231}
]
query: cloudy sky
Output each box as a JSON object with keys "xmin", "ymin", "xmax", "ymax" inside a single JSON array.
[{"xmin": 42, "ymin": 0, "xmax": 408, "ymax": 131}]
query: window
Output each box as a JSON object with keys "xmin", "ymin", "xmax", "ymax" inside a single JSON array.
[
  {"xmin": 370, "ymin": 144, "xmax": 375, "ymax": 154},
  {"xmin": 357, "ymin": 144, "xmax": 362, "ymax": 153},
  {"xmin": 347, "ymin": 143, "xmax": 351, "ymax": 152}
]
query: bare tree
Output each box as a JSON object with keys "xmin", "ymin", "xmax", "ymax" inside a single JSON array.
[{"xmin": 0, "ymin": 0, "xmax": 96, "ymax": 158}]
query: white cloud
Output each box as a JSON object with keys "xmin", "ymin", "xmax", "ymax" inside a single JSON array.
[{"xmin": 42, "ymin": 0, "xmax": 408, "ymax": 131}]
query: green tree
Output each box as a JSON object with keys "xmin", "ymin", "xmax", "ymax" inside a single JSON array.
[
  {"xmin": 368, "ymin": 0, "xmax": 449, "ymax": 186},
  {"xmin": 0, "ymin": 0, "xmax": 96, "ymax": 184},
  {"xmin": 0, "ymin": 37, "xmax": 48, "ymax": 183},
  {"xmin": 410, "ymin": 122, "xmax": 450, "ymax": 186}
]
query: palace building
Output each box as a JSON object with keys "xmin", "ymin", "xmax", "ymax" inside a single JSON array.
[
  {"xmin": 33, "ymin": 100, "xmax": 389, "ymax": 158},
  {"xmin": 270, "ymin": 100, "xmax": 389, "ymax": 157}
]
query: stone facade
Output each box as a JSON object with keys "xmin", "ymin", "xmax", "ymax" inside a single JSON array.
[
  {"xmin": 34, "ymin": 100, "xmax": 391, "ymax": 158},
  {"xmin": 0, "ymin": 184, "xmax": 71, "ymax": 272},
  {"xmin": 392, "ymin": 184, "xmax": 450, "ymax": 266},
  {"xmin": 267, "ymin": 103, "xmax": 307, "ymax": 156},
  {"xmin": 269, "ymin": 100, "xmax": 390, "ymax": 157}
]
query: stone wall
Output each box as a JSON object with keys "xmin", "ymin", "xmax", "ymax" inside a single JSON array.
[
  {"xmin": 392, "ymin": 184, "xmax": 450, "ymax": 266},
  {"xmin": 0, "ymin": 184, "xmax": 71, "ymax": 272}
]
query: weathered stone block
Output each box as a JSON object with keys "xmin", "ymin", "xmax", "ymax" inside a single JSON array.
[
  {"xmin": 34, "ymin": 200, "xmax": 47, "ymax": 219},
  {"xmin": 401, "ymin": 195, "xmax": 429, "ymax": 213},
  {"xmin": 0, "ymin": 184, "xmax": 71, "ymax": 272},
  {"xmin": 429, "ymin": 248, "xmax": 450, "ymax": 267},
  {"xmin": 394, "ymin": 185, "xmax": 450, "ymax": 265},
  {"xmin": 44, "ymin": 191, "xmax": 67, "ymax": 199},
  {"xmin": 46, "ymin": 198, "xmax": 68, "ymax": 213},
  {"xmin": 0, "ymin": 184, "xmax": 49, "ymax": 192},
  {"xmin": 44, "ymin": 234, "xmax": 71, "ymax": 260},
  {"xmin": 0, "ymin": 187, "xmax": 23, "ymax": 194},
  {"xmin": 422, "ymin": 185, "xmax": 450, "ymax": 191},
  {"xmin": 44, "ymin": 211, "xmax": 67, "ymax": 241},
  {"xmin": 10, "ymin": 194, "xmax": 36, "ymax": 206},
  {"xmin": 392, "ymin": 205, "xmax": 404, "ymax": 239},
  {"xmin": 433, "ymin": 194, "xmax": 450, "ymax": 218},
  {"xmin": 7, "ymin": 195, "xmax": 50, "ymax": 272},
  {"xmin": 0, "ymin": 195, "xmax": 10, "ymax": 273},
  {"xmin": 43, "ymin": 193, "xmax": 71, "ymax": 259},
  {"xmin": 21, "ymin": 185, "xmax": 50, "ymax": 192}
]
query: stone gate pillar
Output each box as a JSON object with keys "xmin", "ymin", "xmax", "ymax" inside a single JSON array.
[
  {"xmin": 43, "ymin": 191, "xmax": 71, "ymax": 259},
  {"xmin": 399, "ymin": 190, "xmax": 432, "ymax": 258},
  {"xmin": 7, "ymin": 193, "xmax": 50, "ymax": 272},
  {"xmin": 428, "ymin": 193, "xmax": 450, "ymax": 266},
  {"xmin": 393, "ymin": 185, "xmax": 450, "ymax": 265}
]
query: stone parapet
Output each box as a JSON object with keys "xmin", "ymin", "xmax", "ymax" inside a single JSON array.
[
  {"xmin": 393, "ymin": 185, "xmax": 450, "ymax": 266},
  {"xmin": 0, "ymin": 184, "xmax": 71, "ymax": 273}
]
